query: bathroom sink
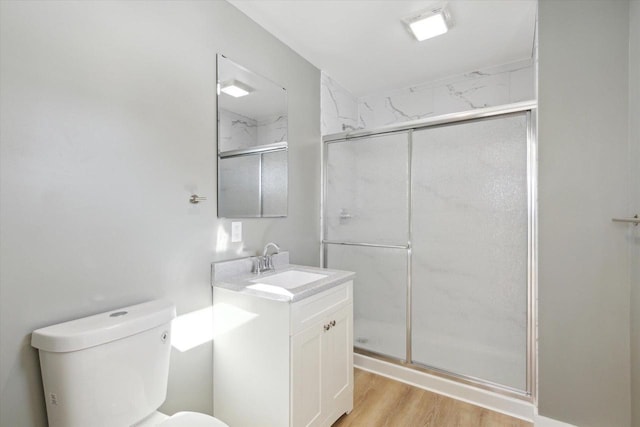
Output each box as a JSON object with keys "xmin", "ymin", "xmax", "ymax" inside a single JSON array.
[
  {"xmin": 249, "ymin": 269, "xmax": 328, "ymax": 290},
  {"xmin": 212, "ymin": 252, "xmax": 355, "ymax": 302}
]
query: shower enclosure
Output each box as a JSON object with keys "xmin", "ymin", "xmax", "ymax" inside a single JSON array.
[{"xmin": 321, "ymin": 103, "xmax": 536, "ymax": 398}]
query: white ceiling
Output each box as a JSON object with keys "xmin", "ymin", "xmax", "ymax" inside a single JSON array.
[
  {"xmin": 219, "ymin": 54, "xmax": 287, "ymax": 119},
  {"xmin": 228, "ymin": 0, "xmax": 537, "ymax": 97}
]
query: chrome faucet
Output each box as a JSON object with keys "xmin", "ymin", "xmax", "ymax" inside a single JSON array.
[
  {"xmin": 252, "ymin": 242, "xmax": 280, "ymax": 273},
  {"xmin": 263, "ymin": 242, "xmax": 280, "ymax": 258}
]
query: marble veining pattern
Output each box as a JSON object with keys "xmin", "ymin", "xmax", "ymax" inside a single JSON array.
[
  {"xmin": 258, "ymin": 114, "xmax": 288, "ymax": 145},
  {"xmin": 219, "ymin": 109, "xmax": 257, "ymax": 152},
  {"xmin": 321, "ymin": 59, "xmax": 534, "ymax": 135},
  {"xmin": 321, "ymin": 72, "xmax": 359, "ymax": 135},
  {"xmin": 219, "ymin": 109, "xmax": 289, "ymax": 152}
]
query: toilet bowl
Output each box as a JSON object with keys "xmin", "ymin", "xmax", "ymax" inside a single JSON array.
[
  {"xmin": 137, "ymin": 411, "xmax": 228, "ymax": 427},
  {"xmin": 162, "ymin": 412, "xmax": 228, "ymax": 427},
  {"xmin": 31, "ymin": 300, "xmax": 229, "ymax": 427}
]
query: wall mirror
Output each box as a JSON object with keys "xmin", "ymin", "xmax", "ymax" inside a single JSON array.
[{"xmin": 217, "ymin": 54, "xmax": 288, "ymax": 218}]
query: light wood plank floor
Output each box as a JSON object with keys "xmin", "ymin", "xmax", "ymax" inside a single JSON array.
[{"xmin": 333, "ymin": 369, "xmax": 532, "ymax": 427}]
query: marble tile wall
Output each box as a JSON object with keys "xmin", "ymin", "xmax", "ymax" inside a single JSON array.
[
  {"xmin": 219, "ymin": 109, "xmax": 257, "ymax": 152},
  {"xmin": 257, "ymin": 114, "xmax": 288, "ymax": 145},
  {"xmin": 321, "ymin": 59, "xmax": 534, "ymax": 135},
  {"xmin": 321, "ymin": 72, "xmax": 359, "ymax": 135},
  {"xmin": 219, "ymin": 109, "xmax": 288, "ymax": 152}
]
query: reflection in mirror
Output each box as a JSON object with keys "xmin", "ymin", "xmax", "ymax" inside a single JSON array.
[{"xmin": 217, "ymin": 54, "xmax": 288, "ymax": 218}]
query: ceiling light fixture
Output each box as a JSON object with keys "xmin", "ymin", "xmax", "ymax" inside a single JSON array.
[
  {"xmin": 220, "ymin": 80, "xmax": 254, "ymax": 98},
  {"xmin": 404, "ymin": 4, "xmax": 452, "ymax": 42}
]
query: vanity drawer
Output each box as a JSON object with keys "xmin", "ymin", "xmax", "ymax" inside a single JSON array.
[{"xmin": 290, "ymin": 281, "xmax": 352, "ymax": 335}]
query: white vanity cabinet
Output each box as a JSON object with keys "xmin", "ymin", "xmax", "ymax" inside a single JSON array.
[
  {"xmin": 213, "ymin": 280, "xmax": 353, "ymax": 427},
  {"xmin": 291, "ymin": 294, "xmax": 352, "ymax": 427}
]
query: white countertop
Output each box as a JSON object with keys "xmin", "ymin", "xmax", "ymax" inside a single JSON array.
[{"xmin": 212, "ymin": 262, "xmax": 355, "ymax": 302}]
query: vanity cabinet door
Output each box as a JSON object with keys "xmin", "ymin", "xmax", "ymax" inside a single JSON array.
[
  {"xmin": 291, "ymin": 323, "xmax": 324, "ymax": 427},
  {"xmin": 291, "ymin": 304, "xmax": 353, "ymax": 427},
  {"xmin": 322, "ymin": 304, "xmax": 354, "ymax": 425}
]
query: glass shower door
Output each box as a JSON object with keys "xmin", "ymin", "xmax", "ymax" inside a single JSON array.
[
  {"xmin": 325, "ymin": 132, "xmax": 409, "ymax": 245},
  {"xmin": 411, "ymin": 114, "xmax": 529, "ymax": 391},
  {"xmin": 325, "ymin": 132, "xmax": 409, "ymax": 360},
  {"xmin": 326, "ymin": 244, "xmax": 408, "ymax": 360}
]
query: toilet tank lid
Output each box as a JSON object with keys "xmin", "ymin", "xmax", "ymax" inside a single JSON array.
[{"xmin": 31, "ymin": 299, "xmax": 176, "ymax": 353}]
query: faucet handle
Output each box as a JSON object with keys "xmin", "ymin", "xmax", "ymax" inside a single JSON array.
[{"xmin": 251, "ymin": 256, "xmax": 265, "ymax": 274}]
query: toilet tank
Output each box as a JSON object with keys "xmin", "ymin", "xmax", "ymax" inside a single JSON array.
[{"xmin": 31, "ymin": 300, "xmax": 176, "ymax": 427}]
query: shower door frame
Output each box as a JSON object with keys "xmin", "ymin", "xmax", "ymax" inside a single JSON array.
[{"xmin": 320, "ymin": 101, "xmax": 537, "ymax": 402}]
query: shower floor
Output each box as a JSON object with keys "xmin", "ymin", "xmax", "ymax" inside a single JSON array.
[
  {"xmin": 354, "ymin": 317, "xmax": 406, "ymax": 360},
  {"xmin": 354, "ymin": 316, "xmax": 526, "ymax": 391}
]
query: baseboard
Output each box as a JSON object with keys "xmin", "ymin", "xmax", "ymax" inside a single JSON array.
[
  {"xmin": 354, "ymin": 353, "xmax": 535, "ymax": 422},
  {"xmin": 534, "ymin": 415, "xmax": 577, "ymax": 427}
]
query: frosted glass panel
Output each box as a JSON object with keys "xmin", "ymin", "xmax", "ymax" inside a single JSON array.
[
  {"xmin": 326, "ymin": 133, "xmax": 409, "ymax": 245},
  {"xmin": 218, "ymin": 155, "xmax": 260, "ymax": 217},
  {"xmin": 411, "ymin": 114, "xmax": 528, "ymax": 391},
  {"xmin": 261, "ymin": 150, "xmax": 288, "ymax": 217},
  {"xmin": 326, "ymin": 244, "xmax": 407, "ymax": 360}
]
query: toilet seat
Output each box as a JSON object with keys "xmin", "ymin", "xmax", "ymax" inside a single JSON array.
[{"xmin": 158, "ymin": 411, "xmax": 229, "ymax": 427}]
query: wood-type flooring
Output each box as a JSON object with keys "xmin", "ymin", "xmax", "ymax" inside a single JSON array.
[{"xmin": 332, "ymin": 369, "xmax": 532, "ymax": 427}]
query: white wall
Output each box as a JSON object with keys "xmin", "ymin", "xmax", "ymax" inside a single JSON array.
[
  {"xmin": 630, "ymin": 1, "xmax": 640, "ymax": 426},
  {"xmin": 0, "ymin": 1, "xmax": 320, "ymax": 425},
  {"xmin": 538, "ymin": 1, "xmax": 631, "ymax": 426}
]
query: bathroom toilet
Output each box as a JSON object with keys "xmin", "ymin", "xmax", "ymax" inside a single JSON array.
[
  {"xmin": 31, "ymin": 299, "xmax": 228, "ymax": 427},
  {"xmin": 136, "ymin": 411, "xmax": 226, "ymax": 427}
]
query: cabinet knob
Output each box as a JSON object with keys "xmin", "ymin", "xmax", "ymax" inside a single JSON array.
[
  {"xmin": 324, "ymin": 324, "xmax": 331, "ymax": 332},
  {"xmin": 330, "ymin": 320, "xmax": 336, "ymax": 327}
]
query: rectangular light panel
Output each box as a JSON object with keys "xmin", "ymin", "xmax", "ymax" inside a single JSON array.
[{"xmin": 409, "ymin": 12, "xmax": 449, "ymax": 41}]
